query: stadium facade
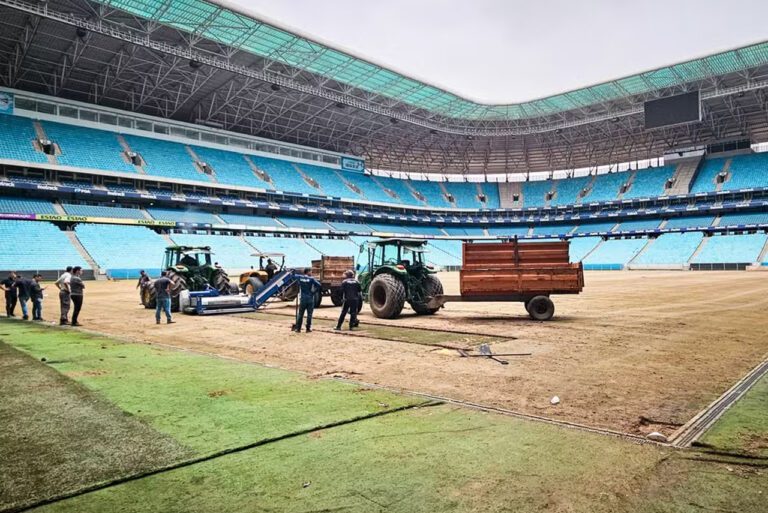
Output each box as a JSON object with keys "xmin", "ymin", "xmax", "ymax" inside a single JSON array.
[{"xmin": 0, "ymin": 0, "xmax": 767, "ymax": 276}]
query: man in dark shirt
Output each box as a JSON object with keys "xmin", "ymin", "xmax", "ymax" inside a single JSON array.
[
  {"xmin": 136, "ymin": 270, "xmax": 150, "ymax": 289},
  {"xmin": 294, "ymin": 268, "xmax": 321, "ymax": 333},
  {"xmin": 335, "ymin": 270, "xmax": 362, "ymax": 331},
  {"xmin": 265, "ymin": 259, "xmax": 278, "ymax": 282},
  {"xmin": 69, "ymin": 267, "xmax": 85, "ymax": 327},
  {"xmin": 14, "ymin": 274, "xmax": 32, "ymax": 321},
  {"xmin": 154, "ymin": 271, "xmax": 175, "ymax": 325},
  {"xmin": 1, "ymin": 271, "xmax": 17, "ymax": 317},
  {"xmin": 30, "ymin": 274, "xmax": 45, "ymax": 321}
]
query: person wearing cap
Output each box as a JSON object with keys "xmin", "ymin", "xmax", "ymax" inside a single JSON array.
[{"xmin": 335, "ymin": 270, "xmax": 362, "ymax": 331}]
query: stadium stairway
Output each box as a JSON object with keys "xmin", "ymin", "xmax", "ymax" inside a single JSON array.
[
  {"xmin": 578, "ymin": 237, "xmax": 604, "ymax": 262},
  {"xmin": 32, "ymin": 121, "xmax": 58, "ymax": 166},
  {"xmin": 161, "ymin": 233, "xmax": 175, "ymax": 246},
  {"xmin": 687, "ymin": 236, "xmax": 710, "ymax": 264},
  {"xmin": 715, "ymin": 159, "xmax": 732, "ymax": 192},
  {"xmin": 291, "ymin": 163, "xmax": 325, "ymax": 194},
  {"xmin": 627, "ymin": 237, "xmax": 655, "ymax": 265},
  {"xmin": 497, "ymin": 182, "xmax": 521, "ymax": 208},
  {"xmin": 330, "ymin": 168, "xmax": 365, "ymax": 199},
  {"xmin": 116, "ymin": 135, "xmax": 147, "ymax": 174},
  {"xmin": 666, "ymin": 157, "xmax": 702, "ymax": 196},
  {"xmin": 65, "ymin": 231, "xmax": 103, "ymax": 278},
  {"xmin": 186, "ymin": 146, "xmax": 218, "ymax": 183},
  {"xmin": 52, "ymin": 201, "xmax": 67, "ymax": 215},
  {"xmin": 757, "ymin": 238, "xmax": 768, "ymax": 264},
  {"xmin": 243, "ymin": 155, "xmax": 275, "ymax": 186},
  {"xmin": 615, "ymin": 170, "xmax": 637, "ymax": 200}
]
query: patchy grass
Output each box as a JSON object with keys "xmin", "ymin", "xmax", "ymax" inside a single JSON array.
[
  {"xmin": 0, "ymin": 342, "xmax": 192, "ymax": 512},
  {"xmin": 699, "ymin": 372, "xmax": 768, "ymax": 457},
  {"xmin": 1, "ymin": 320, "xmax": 422, "ymax": 454}
]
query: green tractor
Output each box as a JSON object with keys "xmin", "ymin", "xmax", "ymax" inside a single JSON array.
[
  {"xmin": 140, "ymin": 245, "xmax": 236, "ymax": 311},
  {"xmin": 358, "ymin": 238, "xmax": 443, "ymax": 319}
]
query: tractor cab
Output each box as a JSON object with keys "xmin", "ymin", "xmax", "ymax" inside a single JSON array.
[
  {"xmin": 359, "ymin": 238, "xmax": 434, "ymax": 275},
  {"xmin": 164, "ymin": 246, "xmax": 214, "ymax": 272}
]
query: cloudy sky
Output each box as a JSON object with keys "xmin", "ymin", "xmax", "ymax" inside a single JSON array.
[{"xmin": 223, "ymin": 0, "xmax": 768, "ymax": 103}]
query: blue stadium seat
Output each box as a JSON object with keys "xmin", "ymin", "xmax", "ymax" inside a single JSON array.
[
  {"xmin": 340, "ymin": 173, "xmax": 394, "ymax": 203},
  {"xmin": 690, "ymin": 158, "xmax": 727, "ymax": 193},
  {"xmin": 487, "ymin": 226, "xmax": 529, "ymax": 236},
  {"xmin": 327, "ymin": 221, "xmax": 373, "ymax": 232},
  {"xmin": 75, "ymin": 224, "xmax": 169, "ymax": 271},
  {"xmin": 123, "ymin": 135, "xmax": 203, "ymax": 182},
  {"xmin": 408, "ymin": 180, "xmax": 452, "ymax": 208},
  {"xmin": 192, "ymin": 146, "xmax": 270, "ymax": 188},
  {"xmin": 407, "ymin": 226, "xmax": 445, "ymax": 235},
  {"xmin": 43, "ymin": 122, "xmax": 136, "ymax": 173},
  {"xmin": 582, "ymin": 238, "xmax": 648, "ymax": 267},
  {"xmin": 0, "ymin": 116, "xmax": 48, "ymax": 163},
  {"xmin": 633, "ymin": 233, "xmax": 703, "ymax": 265},
  {"xmin": 692, "ymin": 233, "xmax": 767, "ymax": 263},
  {"xmin": 0, "ymin": 220, "xmax": 87, "ymax": 270},
  {"xmin": 623, "ymin": 166, "xmax": 676, "ymax": 199},
  {"xmin": 62, "ymin": 203, "xmax": 145, "ymax": 219},
  {"xmin": 723, "ymin": 152, "xmax": 768, "ymax": 191},
  {"xmin": 277, "ymin": 217, "xmax": 332, "ymax": 230},
  {"xmin": 552, "ymin": 175, "xmax": 593, "ymax": 206},
  {"xmin": 522, "ymin": 180, "xmax": 552, "ymax": 207},
  {"xmin": 443, "ymin": 181, "xmax": 483, "ymax": 208},
  {"xmin": 147, "ymin": 208, "xmax": 220, "ymax": 224},
  {"xmin": 573, "ymin": 221, "xmax": 617, "ymax": 234},
  {"xmin": 305, "ymin": 238, "xmax": 358, "ymax": 257},
  {"xmin": 168, "ymin": 233, "xmax": 255, "ymax": 269},
  {"xmin": 532, "ymin": 224, "xmax": 575, "ymax": 236},
  {"xmin": 425, "ymin": 240, "xmax": 462, "ymax": 267},
  {"xmin": 718, "ymin": 211, "xmax": 768, "ymax": 226},
  {"xmin": 246, "ymin": 236, "xmax": 321, "ymax": 268},
  {"xmin": 587, "ymin": 172, "xmax": 629, "ymax": 202},
  {"xmin": 296, "ymin": 163, "xmax": 362, "ymax": 199},
  {"xmin": 615, "ymin": 219, "xmax": 661, "ymax": 232},
  {"xmin": 0, "ymin": 196, "xmax": 56, "ymax": 215},
  {"xmin": 568, "ymin": 237, "xmax": 601, "ymax": 262},
  {"xmin": 373, "ymin": 175, "xmax": 422, "ymax": 206},
  {"xmin": 478, "ymin": 182, "xmax": 501, "ymax": 209},
  {"xmin": 663, "ymin": 215, "xmax": 713, "ymax": 229},
  {"xmin": 218, "ymin": 213, "xmax": 281, "ymax": 226},
  {"xmin": 250, "ymin": 156, "xmax": 317, "ymax": 195}
]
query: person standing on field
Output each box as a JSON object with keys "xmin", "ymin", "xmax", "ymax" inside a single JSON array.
[
  {"xmin": 1, "ymin": 271, "xmax": 18, "ymax": 317},
  {"xmin": 14, "ymin": 274, "xmax": 32, "ymax": 321},
  {"xmin": 30, "ymin": 274, "xmax": 46, "ymax": 321},
  {"xmin": 154, "ymin": 271, "xmax": 175, "ymax": 325},
  {"xmin": 69, "ymin": 267, "xmax": 85, "ymax": 327},
  {"xmin": 54, "ymin": 266, "xmax": 72, "ymax": 325},
  {"xmin": 335, "ymin": 270, "xmax": 362, "ymax": 331},
  {"xmin": 294, "ymin": 268, "xmax": 321, "ymax": 333}
]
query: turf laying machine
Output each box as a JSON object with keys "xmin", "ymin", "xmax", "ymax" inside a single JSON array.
[{"xmin": 428, "ymin": 239, "xmax": 584, "ymax": 321}]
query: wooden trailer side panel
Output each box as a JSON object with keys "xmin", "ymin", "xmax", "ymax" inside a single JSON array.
[{"xmin": 311, "ymin": 256, "xmax": 354, "ymax": 287}]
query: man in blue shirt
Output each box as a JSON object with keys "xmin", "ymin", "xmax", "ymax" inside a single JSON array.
[{"xmin": 294, "ymin": 268, "xmax": 321, "ymax": 333}]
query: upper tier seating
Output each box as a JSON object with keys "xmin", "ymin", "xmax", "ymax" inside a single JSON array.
[
  {"xmin": 487, "ymin": 226, "xmax": 529, "ymax": 236},
  {"xmin": 663, "ymin": 215, "xmax": 714, "ymax": 229},
  {"xmin": 587, "ymin": 172, "xmax": 629, "ymax": 203},
  {"xmin": 723, "ymin": 152, "xmax": 768, "ymax": 190},
  {"xmin": 0, "ymin": 116, "xmax": 48, "ymax": 163},
  {"xmin": 169, "ymin": 233, "xmax": 255, "ymax": 270},
  {"xmin": 633, "ymin": 232, "xmax": 703, "ymax": 265},
  {"xmin": 277, "ymin": 217, "xmax": 332, "ymax": 230},
  {"xmin": 443, "ymin": 181, "xmax": 483, "ymax": 209},
  {"xmin": 43, "ymin": 122, "xmax": 136, "ymax": 173},
  {"xmin": 407, "ymin": 226, "xmax": 445, "ymax": 236},
  {"xmin": 246, "ymin": 236, "xmax": 321, "ymax": 268},
  {"xmin": 218, "ymin": 213, "xmax": 281, "ymax": 227},
  {"xmin": 327, "ymin": 221, "xmax": 373, "ymax": 232},
  {"xmin": 75, "ymin": 224, "xmax": 168, "ymax": 270},
  {"xmin": 0, "ymin": 196, "xmax": 57, "ymax": 214},
  {"xmin": 341, "ymin": 173, "xmax": 393, "ymax": 203},
  {"xmin": 296, "ymin": 163, "xmax": 361, "ymax": 199},
  {"xmin": 373, "ymin": 176, "xmax": 422, "ymax": 206},
  {"xmin": 568, "ymin": 236, "xmax": 601, "ymax": 262},
  {"xmin": 146, "ymin": 208, "xmax": 220, "ymax": 224},
  {"xmin": 690, "ymin": 158, "xmax": 727, "ymax": 193},
  {"xmin": 531, "ymin": 224, "xmax": 575, "ymax": 236},
  {"xmin": 122, "ymin": 135, "xmax": 203, "ymax": 182},
  {"xmin": 250, "ymin": 156, "xmax": 316, "ymax": 195},
  {"xmin": 615, "ymin": 218, "xmax": 661, "ymax": 232},
  {"xmin": 718, "ymin": 211, "xmax": 768, "ymax": 226},
  {"xmin": 443, "ymin": 227, "xmax": 485, "ymax": 236},
  {"xmin": 478, "ymin": 182, "xmax": 501, "ymax": 209},
  {"xmin": 582, "ymin": 238, "xmax": 648, "ymax": 267},
  {"xmin": 552, "ymin": 175, "xmax": 593, "ymax": 206},
  {"xmin": 692, "ymin": 233, "xmax": 767, "ymax": 263},
  {"xmin": 0, "ymin": 220, "xmax": 87, "ymax": 270},
  {"xmin": 191, "ymin": 146, "xmax": 270, "ymax": 188},
  {"xmin": 408, "ymin": 180, "xmax": 452, "ymax": 208},
  {"xmin": 521, "ymin": 180, "xmax": 552, "ymax": 207},
  {"xmin": 62, "ymin": 203, "xmax": 145, "ymax": 219},
  {"xmin": 574, "ymin": 221, "xmax": 617, "ymax": 233},
  {"xmin": 623, "ymin": 166, "xmax": 676, "ymax": 199}
]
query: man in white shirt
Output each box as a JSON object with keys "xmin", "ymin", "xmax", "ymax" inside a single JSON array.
[{"xmin": 54, "ymin": 266, "xmax": 72, "ymax": 325}]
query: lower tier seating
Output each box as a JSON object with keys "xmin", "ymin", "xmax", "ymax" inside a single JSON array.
[{"xmin": 0, "ymin": 220, "xmax": 87, "ymax": 270}]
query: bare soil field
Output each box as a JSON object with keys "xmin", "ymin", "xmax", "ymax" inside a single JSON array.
[{"xmin": 64, "ymin": 271, "xmax": 768, "ymax": 436}]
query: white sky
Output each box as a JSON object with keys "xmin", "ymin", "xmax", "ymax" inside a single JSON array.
[{"xmin": 224, "ymin": 0, "xmax": 768, "ymax": 103}]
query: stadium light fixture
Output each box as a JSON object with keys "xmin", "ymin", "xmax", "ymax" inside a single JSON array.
[
  {"xmin": 335, "ymin": 102, "xmax": 346, "ymax": 109},
  {"xmin": 189, "ymin": 59, "xmax": 202, "ymax": 69},
  {"xmin": 76, "ymin": 27, "xmax": 87, "ymax": 39},
  {"xmin": 271, "ymin": 84, "xmax": 281, "ymax": 91},
  {"xmin": 389, "ymin": 118, "xmax": 398, "ymax": 124}
]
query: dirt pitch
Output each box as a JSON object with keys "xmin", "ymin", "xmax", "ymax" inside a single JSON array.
[{"xmin": 71, "ymin": 270, "xmax": 768, "ymax": 437}]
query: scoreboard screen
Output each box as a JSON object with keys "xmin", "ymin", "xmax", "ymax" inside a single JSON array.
[{"xmin": 644, "ymin": 91, "xmax": 700, "ymax": 129}]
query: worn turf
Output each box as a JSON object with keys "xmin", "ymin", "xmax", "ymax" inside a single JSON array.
[{"xmin": 0, "ymin": 341, "xmax": 192, "ymax": 512}]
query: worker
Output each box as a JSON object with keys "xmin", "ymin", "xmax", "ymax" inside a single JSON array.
[
  {"xmin": 265, "ymin": 258, "xmax": 278, "ymax": 281},
  {"xmin": 335, "ymin": 270, "xmax": 362, "ymax": 331},
  {"xmin": 54, "ymin": 266, "xmax": 72, "ymax": 325},
  {"xmin": 1, "ymin": 271, "xmax": 17, "ymax": 317},
  {"xmin": 69, "ymin": 267, "xmax": 85, "ymax": 327},
  {"xmin": 29, "ymin": 274, "xmax": 46, "ymax": 321},
  {"xmin": 14, "ymin": 273, "xmax": 32, "ymax": 321},
  {"xmin": 294, "ymin": 268, "xmax": 320, "ymax": 333},
  {"xmin": 154, "ymin": 270, "xmax": 175, "ymax": 325},
  {"xmin": 136, "ymin": 270, "xmax": 150, "ymax": 289}
]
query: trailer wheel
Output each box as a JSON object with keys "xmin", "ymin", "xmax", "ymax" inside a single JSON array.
[
  {"xmin": 368, "ymin": 273, "xmax": 406, "ymax": 319},
  {"xmin": 528, "ymin": 295, "xmax": 555, "ymax": 321},
  {"xmin": 330, "ymin": 289, "xmax": 344, "ymax": 306},
  {"xmin": 314, "ymin": 291, "xmax": 323, "ymax": 309}
]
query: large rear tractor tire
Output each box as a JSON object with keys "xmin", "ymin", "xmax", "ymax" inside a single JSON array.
[
  {"xmin": 368, "ymin": 273, "xmax": 406, "ymax": 319},
  {"xmin": 527, "ymin": 295, "xmax": 555, "ymax": 321},
  {"xmin": 243, "ymin": 277, "xmax": 263, "ymax": 296},
  {"xmin": 211, "ymin": 269, "xmax": 234, "ymax": 295},
  {"xmin": 410, "ymin": 275, "xmax": 443, "ymax": 315},
  {"xmin": 166, "ymin": 271, "xmax": 188, "ymax": 313},
  {"xmin": 140, "ymin": 283, "xmax": 157, "ymax": 309}
]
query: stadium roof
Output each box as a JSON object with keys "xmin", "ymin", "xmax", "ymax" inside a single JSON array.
[{"xmin": 1, "ymin": 0, "xmax": 768, "ymax": 173}]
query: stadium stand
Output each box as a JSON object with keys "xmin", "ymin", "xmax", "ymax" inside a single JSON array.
[
  {"xmin": 246, "ymin": 236, "xmax": 321, "ymax": 268},
  {"xmin": 521, "ymin": 179, "xmax": 552, "ymax": 207},
  {"xmin": 582, "ymin": 238, "xmax": 648, "ymax": 268},
  {"xmin": 0, "ymin": 196, "xmax": 57, "ymax": 214},
  {"xmin": 191, "ymin": 146, "xmax": 270, "ymax": 188},
  {"xmin": 122, "ymin": 134, "xmax": 202, "ymax": 182},
  {"xmin": 663, "ymin": 215, "xmax": 714, "ymax": 229},
  {"xmin": 588, "ymin": 172, "xmax": 628, "ymax": 202},
  {"xmin": 0, "ymin": 116, "xmax": 48, "ymax": 163},
  {"xmin": 250, "ymin": 156, "xmax": 316, "ymax": 195},
  {"xmin": 690, "ymin": 158, "xmax": 727, "ymax": 193},
  {"xmin": 146, "ymin": 207, "xmax": 220, "ymax": 224},
  {"xmin": 341, "ymin": 173, "xmax": 393, "ymax": 203},
  {"xmin": 531, "ymin": 224, "xmax": 575, "ymax": 236},
  {"xmin": 407, "ymin": 225, "xmax": 446, "ymax": 236},
  {"xmin": 718, "ymin": 211, "xmax": 768, "ymax": 226},
  {"xmin": 692, "ymin": 233, "xmax": 767, "ymax": 264},
  {"xmin": 61, "ymin": 203, "xmax": 146, "ymax": 219},
  {"xmin": 374, "ymin": 175, "xmax": 422, "ymax": 206},
  {"xmin": 444, "ymin": 181, "xmax": 482, "ymax": 208},
  {"xmin": 409, "ymin": 180, "xmax": 452, "ymax": 208},
  {"xmin": 277, "ymin": 217, "xmax": 332, "ymax": 230},
  {"xmin": 552, "ymin": 175, "xmax": 593, "ymax": 206},
  {"xmin": 622, "ymin": 166, "xmax": 675, "ymax": 199},
  {"xmin": 574, "ymin": 221, "xmax": 617, "ymax": 233},
  {"xmin": 478, "ymin": 182, "xmax": 501, "ymax": 208},
  {"xmin": 568, "ymin": 236, "xmax": 601, "ymax": 262},
  {"xmin": 218, "ymin": 213, "xmax": 281, "ymax": 226},
  {"xmin": 487, "ymin": 226, "xmax": 529, "ymax": 236},
  {"xmin": 168, "ymin": 233, "xmax": 254, "ymax": 269},
  {"xmin": 425, "ymin": 239, "xmax": 462, "ymax": 267},
  {"xmin": 632, "ymin": 232, "xmax": 703, "ymax": 266},
  {"xmin": 304, "ymin": 238, "xmax": 358, "ymax": 257},
  {"xmin": 724, "ymin": 152, "xmax": 768, "ymax": 190},
  {"xmin": 327, "ymin": 221, "xmax": 373, "ymax": 232},
  {"xmin": 296, "ymin": 163, "xmax": 361, "ymax": 199},
  {"xmin": 615, "ymin": 218, "xmax": 662, "ymax": 232},
  {"xmin": 74, "ymin": 224, "xmax": 168, "ymax": 273},
  {"xmin": 42, "ymin": 122, "xmax": 136, "ymax": 173},
  {"xmin": 0, "ymin": 220, "xmax": 87, "ymax": 270}
]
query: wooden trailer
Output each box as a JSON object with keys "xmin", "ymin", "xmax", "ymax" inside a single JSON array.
[
  {"xmin": 428, "ymin": 240, "xmax": 584, "ymax": 320},
  {"xmin": 311, "ymin": 255, "xmax": 355, "ymax": 306}
]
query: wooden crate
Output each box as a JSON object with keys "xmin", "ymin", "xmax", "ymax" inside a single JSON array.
[
  {"xmin": 460, "ymin": 241, "xmax": 584, "ymax": 296},
  {"xmin": 311, "ymin": 256, "xmax": 354, "ymax": 287}
]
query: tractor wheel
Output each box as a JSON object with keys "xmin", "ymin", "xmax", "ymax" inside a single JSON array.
[
  {"xmin": 166, "ymin": 271, "xmax": 188, "ymax": 313},
  {"xmin": 368, "ymin": 273, "xmax": 406, "ymax": 319},
  {"xmin": 244, "ymin": 277, "xmax": 263, "ymax": 295},
  {"xmin": 330, "ymin": 289, "xmax": 344, "ymax": 306},
  {"xmin": 527, "ymin": 295, "xmax": 555, "ymax": 321},
  {"xmin": 211, "ymin": 269, "xmax": 233, "ymax": 295},
  {"xmin": 411, "ymin": 275, "xmax": 444, "ymax": 315},
  {"xmin": 280, "ymin": 283, "xmax": 299, "ymax": 302},
  {"xmin": 140, "ymin": 283, "xmax": 157, "ymax": 309},
  {"xmin": 314, "ymin": 291, "xmax": 323, "ymax": 308}
]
